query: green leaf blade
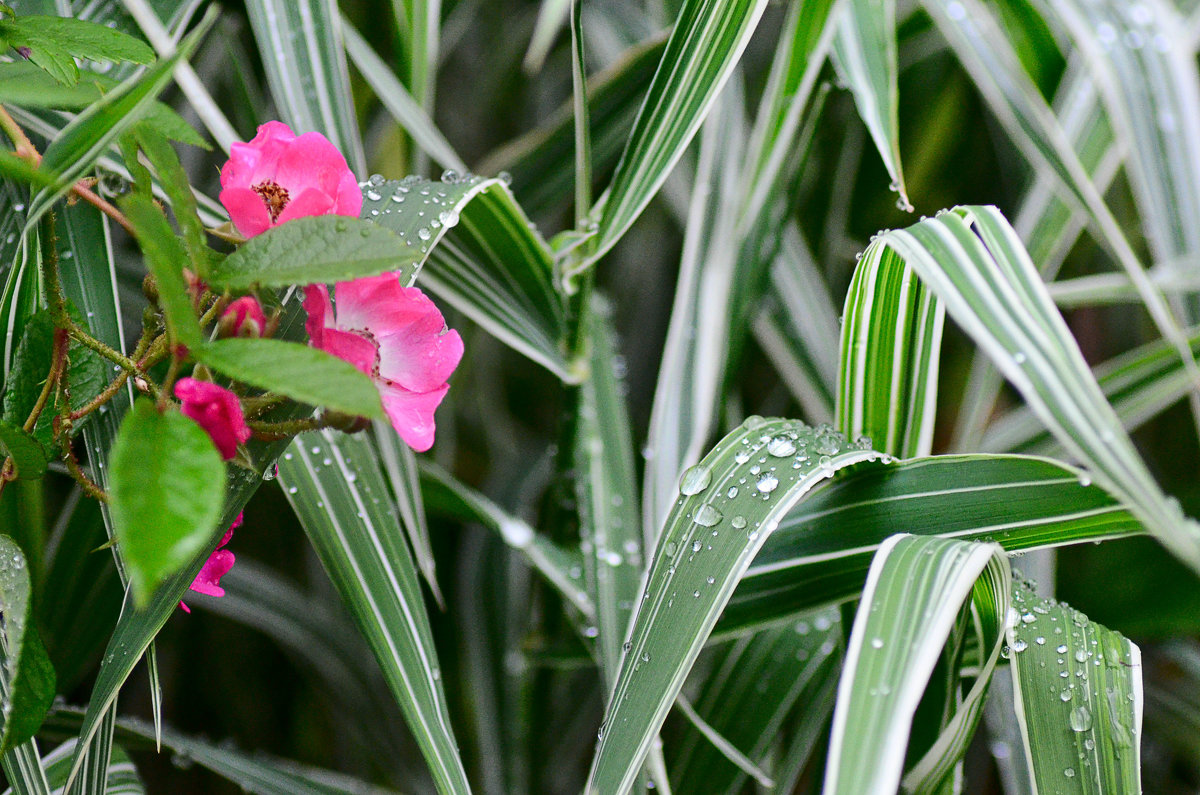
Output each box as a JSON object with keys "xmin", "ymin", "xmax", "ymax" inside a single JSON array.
[
  {"xmin": 198, "ymin": 338, "xmax": 383, "ymax": 419},
  {"xmin": 109, "ymin": 398, "xmax": 225, "ymax": 604}
]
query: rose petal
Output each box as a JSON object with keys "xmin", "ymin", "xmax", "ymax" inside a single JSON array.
[
  {"xmin": 379, "ymin": 382, "xmax": 449, "ymax": 452},
  {"xmin": 188, "ymin": 549, "xmax": 235, "ymax": 597},
  {"xmin": 333, "ymin": 273, "xmax": 410, "ymax": 333},
  {"xmin": 275, "ymin": 187, "xmax": 336, "ymax": 226},
  {"xmin": 303, "ymin": 284, "xmax": 334, "ymax": 349},
  {"xmin": 218, "ymin": 187, "xmax": 272, "ymax": 238},
  {"xmin": 333, "ymin": 168, "xmax": 364, "ymax": 218},
  {"xmin": 377, "ymin": 325, "xmax": 463, "ymax": 392},
  {"xmin": 274, "ymin": 132, "xmax": 355, "ymax": 196},
  {"xmin": 321, "ymin": 328, "xmax": 378, "ymax": 376}
]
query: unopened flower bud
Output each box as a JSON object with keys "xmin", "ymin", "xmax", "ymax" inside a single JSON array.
[
  {"xmin": 217, "ymin": 296, "xmax": 267, "ymax": 339},
  {"xmin": 322, "ymin": 409, "xmax": 370, "ymax": 434}
]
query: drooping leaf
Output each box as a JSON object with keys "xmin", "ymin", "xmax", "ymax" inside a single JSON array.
[
  {"xmin": 109, "ymin": 398, "xmax": 225, "ymax": 604},
  {"xmin": 823, "ymin": 535, "xmax": 1009, "ymax": 793},
  {"xmin": 197, "ymin": 338, "xmax": 383, "ymax": 419},
  {"xmin": 585, "ymin": 418, "xmax": 886, "ymax": 794},
  {"xmin": 832, "ymin": 0, "xmax": 909, "ymax": 209},
  {"xmin": 360, "ymin": 175, "xmax": 569, "ymax": 379},
  {"xmin": 1005, "ymin": 583, "xmax": 1143, "ymax": 792}
]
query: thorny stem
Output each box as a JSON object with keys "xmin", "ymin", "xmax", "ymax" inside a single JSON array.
[{"xmin": 248, "ymin": 416, "xmax": 326, "ymax": 440}]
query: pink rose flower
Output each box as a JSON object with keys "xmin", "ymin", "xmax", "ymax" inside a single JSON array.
[
  {"xmin": 180, "ymin": 512, "xmax": 242, "ymax": 613},
  {"xmin": 303, "ymin": 273, "xmax": 463, "ymax": 452},
  {"xmin": 218, "ymin": 121, "xmax": 362, "ymax": 238},
  {"xmin": 174, "ymin": 377, "xmax": 251, "ymax": 460},
  {"xmin": 218, "ymin": 295, "xmax": 267, "ymax": 338}
]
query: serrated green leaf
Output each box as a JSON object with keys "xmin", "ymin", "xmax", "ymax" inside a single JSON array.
[
  {"xmin": 23, "ymin": 8, "xmax": 215, "ymax": 228},
  {"xmin": 0, "ymin": 421, "xmax": 47, "ymax": 480},
  {"xmin": 109, "ymin": 398, "xmax": 225, "ymax": 604},
  {"xmin": 203, "ymin": 216, "xmax": 412, "ymax": 291},
  {"xmin": 0, "ymin": 535, "xmax": 56, "ymax": 753},
  {"xmin": 823, "ymin": 535, "xmax": 1010, "ymax": 793},
  {"xmin": 2, "ymin": 307, "xmax": 107, "ymax": 448},
  {"xmin": 1, "ymin": 16, "xmax": 153, "ymax": 82},
  {"xmin": 585, "ymin": 417, "xmax": 886, "ymax": 794},
  {"xmin": 198, "ymin": 338, "xmax": 383, "ymax": 419},
  {"xmin": 1006, "ymin": 584, "xmax": 1142, "ymax": 792},
  {"xmin": 119, "ymin": 192, "xmax": 202, "ymax": 350}
]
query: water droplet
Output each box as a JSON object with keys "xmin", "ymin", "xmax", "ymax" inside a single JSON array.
[
  {"xmin": 498, "ymin": 171, "xmax": 513, "ymax": 186},
  {"xmin": 418, "ymin": 227, "xmax": 432, "ymax": 241},
  {"xmin": 366, "ymin": 190, "xmax": 382, "ymax": 201},
  {"xmin": 1064, "ymin": 767, "xmax": 1075, "ymax": 779},
  {"xmin": 693, "ymin": 504, "xmax": 722, "ymax": 527},
  {"xmin": 691, "ymin": 539, "xmax": 702, "ymax": 553},
  {"xmin": 367, "ymin": 174, "xmax": 385, "ymax": 187},
  {"xmin": 441, "ymin": 169, "xmax": 459, "ymax": 182},
  {"xmin": 767, "ymin": 436, "xmax": 796, "ymax": 457},
  {"xmin": 622, "ymin": 641, "xmax": 632, "ymax": 652},
  {"xmin": 731, "ymin": 516, "xmax": 747, "ymax": 529},
  {"xmin": 726, "ymin": 486, "xmax": 739, "ymax": 498},
  {"xmin": 871, "ymin": 638, "xmax": 884, "ymax": 649},
  {"xmin": 1012, "ymin": 639, "xmax": 1028, "ymax": 652},
  {"xmin": 1057, "ymin": 644, "xmax": 1068, "ymax": 654},
  {"xmin": 679, "ymin": 464, "xmax": 712, "ymax": 495},
  {"xmin": 742, "ymin": 415, "xmax": 766, "ymax": 430},
  {"xmin": 1070, "ymin": 706, "xmax": 1092, "ymax": 732},
  {"xmin": 755, "ymin": 473, "xmax": 779, "ymax": 493}
]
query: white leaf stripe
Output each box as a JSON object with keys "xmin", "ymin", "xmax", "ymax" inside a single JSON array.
[
  {"xmin": 279, "ymin": 433, "xmax": 471, "ymax": 795},
  {"xmin": 878, "ymin": 208, "xmax": 1200, "ymax": 573}
]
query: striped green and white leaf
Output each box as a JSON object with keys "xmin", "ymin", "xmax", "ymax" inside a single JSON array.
[
  {"xmin": 670, "ymin": 610, "xmax": 842, "ymax": 795},
  {"xmin": 585, "ymin": 417, "xmax": 887, "ymax": 794},
  {"xmin": 752, "ymin": 227, "xmax": 841, "ymax": 425},
  {"xmin": 1043, "ymin": 0, "xmax": 1200, "ymax": 279},
  {"xmin": 479, "ymin": 34, "xmax": 666, "ymax": 219},
  {"xmin": 244, "ymin": 0, "xmax": 365, "ymax": 173},
  {"xmin": 574, "ymin": 298, "xmax": 642, "ymax": 679},
  {"xmin": 956, "ymin": 55, "xmax": 1119, "ymax": 452},
  {"xmin": 1005, "ymin": 584, "xmax": 1142, "ymax": 792},
  {"xmin": 0, "ymin": 535, "xmax": 56, "ymax": 753},
  {"xmin": 418, "ymin": 461, "xmax": 593, "ymax": 620},
  {"xmin": 19, "ymin": 740, "xmax": 143, "ymax": 795},
  {"xmin": 341, "ymin": 19, "xmax": 465, "ymax": 173},
  {"xmin": 740, "ymin": 0, "xmax": 842, "ymax": 226},
  {"xmin": 837, "ymin": 239, "xmax": 944, "ymax": 458},
  {"xmin": 359, "ymin": 175, "xmax": 570, "ymax": 380},
  {"xmin": 867, "ymin": 207, "xmax": 1200, "ymax": 574},
  {"xmin": 390, "ymin": 0, "xmax": 441, "ymax": 168},
  {"xmin": 277, "ymin": 430, "xmax": 471, "ymax": 795},
  {"xmin": 1, "ymin": 740, "xmax": 50, "ymax": 795},
  {"xmin": 824, "ymin": 534, "xmax": 1010, "ymax": 793},
  {"xmin": 832, "ymin": 0, "xmax": 910, "ymax": 210},
  {"xmin": 376, "ymin": 421, "xmax": 443, "ymax": 605},
  {"xmin": 719, "ymin": 453, "xmax": 1142, "ymax": 635},
  {"xmin": 641, "ymin": 88, "xmax": 745, "ymax": 545},
  {"xmin": 923, "ymin": 0, "xmax": 1198, "ymax": 377},
  {"xmin": 575, "ymin": 0, "xmax": 771, "ymax": 270},
  {"xmin": 983, "ymin": 327, "xmax": 1200, "ymax": 455},
  {"xmin": 22, "ymin": 9, "xmax": 215, "ymax": 228}
]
